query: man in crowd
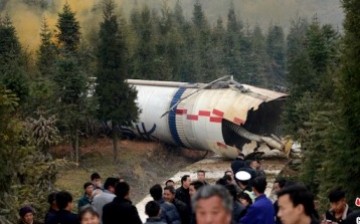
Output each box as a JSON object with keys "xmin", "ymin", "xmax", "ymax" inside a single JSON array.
[
  {"xmin": 150, "ymin": 184, "xmax": 181, "ymax": 224},
  {"xmin": 47, "ymin": 191, "xmax": 79, "ymax": 224},
  {"xmin": 78, "ymin": 182, "xmax": 94, "ymax": 211},
  {"xmin": 18, "ymin": 206, "xmax": 42, "ymax": 224},
  {"xmin": 273, "ymin": 177, "xmax": 287, "ymax": 224},
  {"xmin": 44, "ymin": 192, "xmax": 58, "ymax": 224},
  {"xmin": 166, "ymin": 179, "xmax": 176, "ymax": 187},
  {"xmin": 193, "ymin": 184, "xmax": 232, "ymax": 224},
  {"xmin": 164, "ymin": 185, "xmax": 190, "ymax": 224},
  {"xmin": 102, "ymin": 181, "xmax": 142, "ymax": 224},
  {"xmin": 144, "ymin": 201, "xmax": 167, "ymax": 224},
  {"xmin": 92, "ymin": 177, "xmax": 119, "ymax": 223},
  {"xmin": 277, "ymin": 184, "xmax": 319, "ymax": 224},
  {"xmin": 91, "ymin": 172, "xmax": 103, "ymax": 196},
  {"xmin": 325, "ymin": 187, "xmax": 353, "ymax": 223},
  {"xmin": 189, "ymin": 181, "xmax": 205, "ymax": 198},
  {"xmin": 239, "ymin": 176, "xmax": 274, "ymax": 224},
  {"xmin": 176, "ymin": 175, "xmax": 192, "ymax": 209},
  {"xmin": 196, "ymin": 170, "xmax": 208, "ymax": 185}
]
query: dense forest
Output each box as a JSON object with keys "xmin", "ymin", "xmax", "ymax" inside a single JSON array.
[{"xmin": 0, "ymin": 0, "xmax": 359, "ymax": 223}]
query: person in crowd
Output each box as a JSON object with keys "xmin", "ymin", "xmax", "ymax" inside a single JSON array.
[
  {"xmin": 325, "ymin": 187, "xmax": 353, "ymax": 223},
  {"xmin": 341, "ymin": 210, "xmax": 360, "ymax": 224},
  {"xmin": 248, "ymin": 159, "xmax": 266, "ymax": 178},
  {"xmin": 92, "ymin": 177, "xmax": 118, "ymax": 222},
  {"xmin": 78, "ymin": 182, "xmax": 94, "ymax": 211},
  {"xmin": 47, "ymin": 191, "xmax": 79, "ymax": 224},
  {"xmin": 226, "ymin": 184, "xmax": 244, "ymax": 223},
  {"xmin": 235, "ymin": 171, "xmax": 252, "ymax": 190},
  {"xmin": 176, "ymin": 175, "xmax": 192, "ymax": 209},
  {"xmin": 79, "ymin": 207, "xmax": 100, "ymax": 224},
  {"xmin": 277, "ymin": 184, "xmax": 319, "ymax": 224},
  {"xmin": 231, "ymin": 153, "xmax": 246, "ymax": 174},
  {"xmin": 163, "ymin": 186, "xmax": 191, "ymax": 224},
  {"xmin": 18, "ymin": 206, "xmax": 42, "ymax": 224},
  {"xmin": 150, "ymin": 184, "xmax": 181, "ymax": 224},
  {"xmin": 44, "ymin": 192, "xmax": 58, "ymax": 224},
  {"xmin": 273, "ymin": 177, "xmax": 287, "ymax": 224},
  {"xmin": 144, "ymin": 201, "xmax": 167, "ymax": 224},
  {"xmin": 166, "ymin": 179, "xmax": 176, "ymax": 187},
  {"xmin": 189, "ymin": 181, "xmax": 205, "ymax": 198},
  {"xmin": 239, "ymin": 176, "xmax": 274, "ymax": 224},
  {"xmin": 193, "ymin": 184, "xmax": 232, "ymax": 224},
  {"xmin": 215, "ymin": 174, "xmax": 232, "ymax": 186},
  {"xmin": 238, "ymin": 191, "xmax": 253, "ymax": 219},
  {"xmin": 102, "ymin": 181, "xmax": 142, "ymax": 224},
  {"xmin": 90, "ymin": 172, "xmax": 103, "ymax": 196},
  {"xmin": 196, "ymin": 170, "xmax": 208, "ymax": 185}
]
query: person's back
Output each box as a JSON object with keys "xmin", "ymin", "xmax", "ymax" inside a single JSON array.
[
  {"xmin": 239, "ymin": 177, "xmax": 274, "ymax": 224},
  {"xmin": 47, "ymin": 191, "xmax": 79, "ymax": 224},
  {"xmin": 102, "ymin": 182, "xmax": 142, "ymax": 224},
  {"xmin": 144, "ymin": 201, "xmax": 167, "ymax": 224},
  {"xmin": 92, "ymin": 177, "xmax": 118, "ymax": 222}
]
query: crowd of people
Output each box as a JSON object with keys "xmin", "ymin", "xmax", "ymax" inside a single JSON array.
[{"xmin": 17, "ymin": 153, "xmax": 359, "ymax": 224}]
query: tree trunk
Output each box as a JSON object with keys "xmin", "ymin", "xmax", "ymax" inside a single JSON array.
[
  {"xmin": 75, "ymin": 130, "xmax": 79, "ymax": 166},
  {"xmin": 112, "ymin": 121, "xmax": 118, "ymax": 163}
]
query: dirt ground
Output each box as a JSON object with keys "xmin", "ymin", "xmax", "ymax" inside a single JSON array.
[{"xmin": 52, "ymin": 138, "xmax": 208, "ymax": 204}]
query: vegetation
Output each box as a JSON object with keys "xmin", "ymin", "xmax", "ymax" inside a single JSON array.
[{"xmin": 0, "ymin": 0, "xmax": 359, "ymax": 222}]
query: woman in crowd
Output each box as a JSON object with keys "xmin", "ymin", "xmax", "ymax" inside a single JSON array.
[{"xmin": 79, "ymin": 207, "xmax": 100, "ymax": 224}]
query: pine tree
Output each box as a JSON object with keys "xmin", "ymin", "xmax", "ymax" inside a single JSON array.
[
  {"xmin": 0, "ymin": 15, "xmax": 29, "ymax": 103},
  {"xmin": 54, "ymin": 3, "xmax": 87, "ymax": 163},
  {"xmin": 96, "ymin": 0, "xmax": 139, "ymax": 162}
]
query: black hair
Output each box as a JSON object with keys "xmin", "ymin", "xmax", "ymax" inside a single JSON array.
[
  {"xmin": 225, "ymin": 184, "xmax": 237, "ymax": 201},
  {"xmin": 197, "ymin": 170, "xmax": 206, "ymax": 174},
  {"xmin": 83, "ymin": 182, "xmax": 93, "ymax": 189},
  {"xmin": 165, "ymin": 179, "xmax": 174, "ymax": 186},
  {"xmin": 79, "ymin": 206, "xmax": 99, "ymax": 221},
  {"xmin": 47, "ymin": 192, "xmax": 57, "ymax": 205},
  {"xmin": 181, "ymin": 175, "xmax": 190, "ymax": 185},
  {"xmin": 238, "ymin": 191, "xmax": 253, "ymax": 205},
  {"xmin": 150, "ymin": 184, "xmax": 163, "ymax": 201},
  {"xmin": 115, "ymin": 182, "xmax": 130, "ymax": 198},
  {"xmin": 145, "ymin": 201, "xmax": 161, "ymax": 217},
  {"xmin": 90, "ymin": 172, "xmax": 101, "ymax": 181},
  {"xmin": 164, "ymin": 185, "xmax": 176, "ymax": 195},
  {"xmin": 190, "ymin": 180, "xmax": 205, "ymax": 190},
  {"xmin": 104, "ymin": 177, "xmax": 119, "ymax": 190},
  {"xmin": 328, "ymin": 187, "xmax": 346, "ymax": 202},
  {"xmin": 277, "ymin": 184, "xmax": 316, "ymax": 217},
  {"xmin": 252, "ymin": 176, "xmax": 267, "ymax": 193},
  {"xmin": 274, "ymin": 177, "xmax": 287, "ymax": 188},
  {"xmin": 56, "ymin": 191, "xmax": 73, "ymax": 210}
]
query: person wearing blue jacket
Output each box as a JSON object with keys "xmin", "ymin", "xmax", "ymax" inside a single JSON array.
[{"xmin": 239, "ymin": 176, "xmax": 275, "ymax": 224}]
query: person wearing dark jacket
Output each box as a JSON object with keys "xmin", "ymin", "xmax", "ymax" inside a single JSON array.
[
  {"xmin": 47, "ymin": 191, "xmax": 79, "ymax": 224},
  {"xmin": 44, "ymin": 192, "xmax": 58, "ymax": 224},
  {"xmin": 144, "ymin": 201, "xmax": 167, "ymax": 224},
  {"xmin": 176, "ymin": 175, "xmax": 192, "ymax": 210},
  {"xmin": 150, "ymin": 184, "xmax": 181, "ymax": 224},
  {"xmin": 18, "ymin": 206, "xmax": 42, "ymax": 224},
  {"xmin": 102, "ymin": 182, "xmax": 142, "ymax": 224},
  {"xmin": 325, "ymin": 187, "xmax": 353, "ymax": 223},
  {"xmin": 164, "ymin": 186, "xmax": 191, "ymax": 224}
]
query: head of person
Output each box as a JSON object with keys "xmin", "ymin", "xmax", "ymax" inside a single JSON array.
[
  {"xmin": 277, "ymin": 184, "xmax": 316, "ymax": 224},
  {"xmin": 103, "ymin": 177, "xmax": 119, "ymax": 193},
  {"xmin": 56, "ymin": 191, "xmax": 74, "ymax": 211},
  {"xmin": 19, "ymin": 206, "xmax": 34, "ymax": 224},
  {"xmin": 224, "ymin": 170, "xmax": 234, "ymax": 181},
  {"xmin": 273, "ymin": 177, "xmax": 287, "ymax": 194},
  {"xmin": 193, "ymin": 185, "xmax": 232, "ymax": 224},
  {"xmin": 216, "ymin": 175, "xmax": 231, "ymax": 186},
  {"xmin": 181, "ymin": 175, "xmax": 191, "ymax": 189},
  {"xmin": 150, "ymin": 184, "xmax": 163, "ymax": 201},
  {"xmin": 328, "ymin": 187, "xmax": 347, "ymax": 214},
  {"xmin": 47, "ymin": 192, "xmax": 58, "ymax": 210},
  {"xmin": 252, "ymin": 176, "xmax": 267, "ymax": 196},
  {"xmin": 115, "ymin": 182, "xmax": 130, "ymax": 199},
  {"xmin": 189, "ymin": 180, "xmax": 205, "ymax": 197},
  {"xmin": 90, "ymin": 172, "xmax": 102, "ymax": 188},
  {"xmin": 79, "ymin": 206, "xmax": 100, "ymax": 224},
  {"xmin": 145, "ymin": 201, "xmax": 161, "ymax": 218},
  {"xmin": 235, "ymin": 171, "xmax": 251, "ymax": 189},
  {"xmin": 197, "ymin": 170, "xmax": 206, "ymax": 182},
  {"xmin": 238, "ymin": 191, "xmax": 253, "ymax": 207},
  {"xmin": 249, "ymin": 160, "xmax": 260, "ymax": 170},
  {"xmin": 163, "ymin": 186, "xmax": 176, "ymax": 203},
  {"xmin": 83, "ymin": 182, "xmax": 94, "ymax": 196},
  {"xmin": 165, "ymin": 179, "xmax": 175, "ymax": 187}
]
